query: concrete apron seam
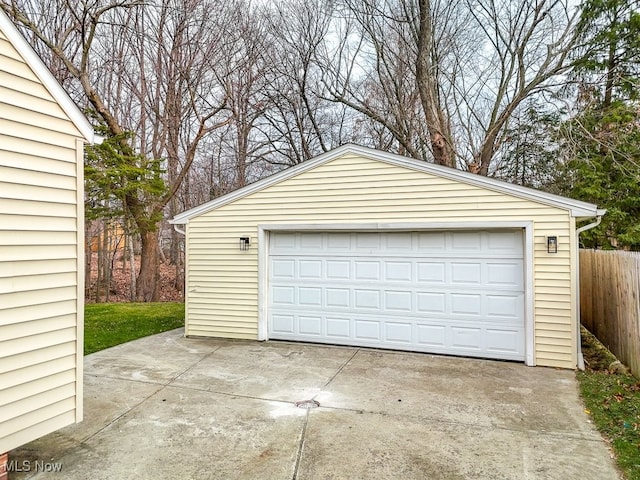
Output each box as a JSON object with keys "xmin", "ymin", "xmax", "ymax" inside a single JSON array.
[
  {"xmin": 78, "ymin": 345, "xmax": 224, "ymax": 445},
  {"xmin": 83, "ymin": 373, "xmax": 170, "ymax": 388},
  {"xmin": 158, "ymin": 382, "xmax": 307, "ymax": 409},
  {"xmin": 78, "ymin": 383, "xmax": 165, "ymax": 445},
  {"xmin": 165, "ymin": 345, "xmax": 224, "ymax": 387},
  {"xmin": 313, "ymin": 348, "xmax": 361, "ymax": 400},
  {"xmin": 291, "ymin": 409, "xmax": 310, "ymax": 480},
  {"xmin": 42, "ymin": 383, "xmax": 172, "ymax": 480},
  {"xmin": 311, "ymin": 404, "xmax": 602, "ymax": 442}
]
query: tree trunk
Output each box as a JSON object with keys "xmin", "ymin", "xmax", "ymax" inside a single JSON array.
[
  {"xmin": 136, "ymin": 230, "xmax": 161, "ymax": 302},
  {"xmin": 478, "ymin": 129, "xmax": 500, "ymax": 176},
  {"xmin": 416, "ymin": 0, "xmax": 455, "ymax": 168},
  {"xmin": 169, "ymin": 220, "xmax": 181, "ymax": 265},
  {"xmin": 604, "ymin": 38, "xmax": 617, "ymax": 108},
  {"xmin": 85, "ymin": 222, "xmax": 93, "ymax": 300},
  {"xmin": 175, "ymin": 261, "xmax": 184, "ymax": 295},
  {"xmin": 128, "ymin": 232, "xmax": 136, "ymax": 302},
  {"xmin": 96, "ymin": 224, "xmax": 103, "ymax": 303},
  {"xmin": 103, "ymin": 225, "xmax": 111, "ymax": 303}
]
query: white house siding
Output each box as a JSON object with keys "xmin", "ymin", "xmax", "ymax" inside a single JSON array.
[
  {"xmin": 186, "ymin": 154, "xmax": 577, "ymax": 368},
  {"xmin": 0, "ymin": 28, "xmax": 84, "ymax": 453}
]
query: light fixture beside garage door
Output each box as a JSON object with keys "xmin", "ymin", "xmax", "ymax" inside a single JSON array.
[
  {"xmin": 239, "ymin": 236, "xmax": 251, "ymax": 250},
  {"xmin": 547, "ymin": 236, "xmax": 558, "ymax": 254}
]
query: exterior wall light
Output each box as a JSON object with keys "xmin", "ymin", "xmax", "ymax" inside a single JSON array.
[
  {"xmin": 239, "ymin": 237, "xmax": 250, "ymax": 251},
  {"xmin": 547, "ymin": 236, "xmax": 558, "ymax": 254}
]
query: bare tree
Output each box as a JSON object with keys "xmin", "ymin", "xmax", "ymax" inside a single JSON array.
[
  {"xmin": 322, "ymin": 0, "xmax": 581, "ymax": 174},
  {"xmin": 321, "ymin": 0, "xmax": 459, "ymax": 164},
  {"xmin": 258, "ymin": 0, "xmax": 345, "ymax": 166},
  {"xmin": 216, "ymin": 4, "xmax": 272, "ymax": 187},
  {"xmin": 1, "ymin": 0, "xmax": 230, "ymax": 301},
  {"xmin": 457, "ymin": 0, "xmax": 580, "ymax": 175},
  {"xmin": 415, "ymin": 0, "xmax": 456, "ymax": 167}
]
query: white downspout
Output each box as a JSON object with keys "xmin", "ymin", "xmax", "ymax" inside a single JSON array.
[
  {"xmin": 575, "ymin": 212, "xmax": 605, "ymax": 370},
  {"xmin": 173, "ymin": 224, "xmax": 186, "ymax": 236},
  {"xmin": 172, "ymin": 223, "xmax": 187, "ymax": 336}
]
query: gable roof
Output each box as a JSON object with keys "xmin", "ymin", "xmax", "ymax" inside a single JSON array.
[
  {"xmin": 0, "ymin": 9, "xmax": 100, "ymax": 144},
  {"xmin": 171, "ymin": 144, "xmax": 604, "ymax": 224}
]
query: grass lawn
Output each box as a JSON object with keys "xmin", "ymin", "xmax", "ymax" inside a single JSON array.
[
  {"xmin": 578, "ymin": 327, "xmax": 640, "ymax": 480},
  {"xmin": 84, "ymin": 302, "xmax": 184, "ymax": 355}
]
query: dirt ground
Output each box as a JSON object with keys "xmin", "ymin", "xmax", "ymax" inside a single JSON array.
[{"xmin": 86, "ymin": 256, "xmax": 184, "ymax": 303}]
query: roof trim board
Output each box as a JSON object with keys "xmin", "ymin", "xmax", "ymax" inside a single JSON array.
[
  {"xmin": 171, "ymin": 144, "xmax": 601, "ymax": 224},
  {"xmin": 0, "ymin": 9, "xmax": 100, "ymax": 144}
]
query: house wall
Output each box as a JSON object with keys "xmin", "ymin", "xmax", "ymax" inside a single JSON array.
[
  {"xmin": 185, "ymin": 153, "xmax": 577, "ymax": 368},
  {"xmin": 0, "ymin": 29, "xmax": 84, "ymax": 453}
]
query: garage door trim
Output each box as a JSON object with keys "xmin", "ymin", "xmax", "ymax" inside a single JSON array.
[{"xmin": 258, "ymin": 222, "xmax": 534, "ymax": 365}]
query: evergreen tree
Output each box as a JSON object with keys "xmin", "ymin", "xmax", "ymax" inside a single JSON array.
[{"xmin": 557, "ymin": 0, "xmax": 640, "ymax": 249}]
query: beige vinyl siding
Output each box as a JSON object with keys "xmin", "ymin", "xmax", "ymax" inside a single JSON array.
[
  {"xmin": 186, "ymin": 154, "xmax": 577, "ymax": 368},
  {"xmin": 0, "ymin": 27, "xmax": 84, "ymax": 453}
]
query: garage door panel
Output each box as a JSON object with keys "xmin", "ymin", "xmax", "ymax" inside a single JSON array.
[
  {"xmin": 327, "ymin": 233, "xmax": 350, "ymax": 250},
  {"xmin": 272, "ymin": 286, "xmax": 295, "ymax": 305},
  {"xmin": 272, "ymin": 284, "xmax": 521, "ymax": 321},
  {"xmin": 354, "ymin": 289, "xmax": 380, "ymax": 309},
  {"xmin": 299, "ymin": 316, "xmax": 322, "ymax": 336},
  {"xmin": 270, "ymin": 310, "xmax": 525, "ymax": 360},
  {"xmin": 417, "ymin": 292, "xmax": 446, "ymax": 313},
  {"xmin": 486, "ymin": 329, "xmax": 521, "ymax": 354},
  {"xmin": 451, "ymin": 262, "xmax": 482, "ymax": 284},
  {"xmin": 487, "ymin": 230, "xmax": 522, "ymax": 252},
  {"xmin": 486, "ymin": 294, "xmax": 522, "ymax": 318},
  {"xmin": 417, "ymin": 262, "xmax": 446, "ymax": 283},
  {"xmin": 299, "ymin": 287, "xmax": 321, "ymax": 306},
  {"xmin": 272, "ymin": 232, "xmax": 296, "ymax": 249},
  {"xmin": 451, "ymin": 231, "xmax": 482, "ymax": 251},
  {"xmin": 271, "ymin": 259, "xmax": 295, "ymax": 278},
  {"xmin": 299, "ymin": 260, "xmax": 322, "ymax": 278},
  {"xmin": 272, "ymin": 314, "xmax": 294, "ymax": 334},
  {"xmin": 300, "ymin": 234, "xmax": 322, "ymax": 249},
  {"xmin": 268, "ymin": 231, "xmax": 525, "ymax": 361},
  {"xmin": 450, "ymin": 293, "xmax": 482, "ymax": 315},
  {"xmin": 385, "ymin": 290, "xmax": 412, "ymax": 311},
  {"xmin": 354, "ymin": 319, "xmax": 380, "ymax": 340},
  {"xmin": 417, "ymin": 232, "xmax": 446, "ymax": 250},
  {"xmin": 355, "ymin": 261, "xmax": 379, "ymax": 280},
  {"xmin": 385, "ymin": 262, "xmax": 412, "ymax": 281},
  {"xmin": 451, "ymin": 326, "xmax": 483, "ymax": 350},
  {"xmin": 416, "ymin": 324, "xmax": 446, "ymax": 346},
  {"xmin": 327, "ymin": 260, "xmax": 350, "ymax": 279},
  {"xmin": 385, "ymin": 233, "xmax": 412, "ymax": 249},
  {"xmin": 385, "ymin": 322, "xmax": 412, "ymax": 343},
  {"xmin": 355, "ymin": 232, "xmax": 380, "ymax": 249},
  {"xmin": 327, "ymin": 288, "xmax": 350, "ymax": 307},
  {"xmin": 487, "ymin": 263, "xmax": 522, "ymax": 287},
  {"xmin": 326, "ymin": 317, "xmax": 350, "ymax": 338}
]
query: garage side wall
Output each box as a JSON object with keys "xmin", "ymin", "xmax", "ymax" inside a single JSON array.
[
  {"xmin": 186, "ymin": 154, "xmax": 576, "ymax": 368},
  {"xmin": 0, "ymin": 29, "xmax": 84, "ymax": 453}
]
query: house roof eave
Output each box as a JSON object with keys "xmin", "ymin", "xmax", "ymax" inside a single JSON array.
[{"xmin": 0, "ymin": 9, "xmax": 99, "ymax": 144}]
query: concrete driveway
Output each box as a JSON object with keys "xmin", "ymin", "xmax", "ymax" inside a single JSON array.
[{"xmin": 10, "ymin": 329, "xmax": 619, "ymax": 480}]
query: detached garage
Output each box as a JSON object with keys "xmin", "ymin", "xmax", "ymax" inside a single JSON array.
[{"xmin": 171, "ymin": 145, "xmax": 603, "ymax": 369}]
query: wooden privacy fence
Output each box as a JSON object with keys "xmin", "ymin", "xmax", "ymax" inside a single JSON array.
[{"xmin": 580, "ymin": 249, "xmax": 640, "ymax": 375}]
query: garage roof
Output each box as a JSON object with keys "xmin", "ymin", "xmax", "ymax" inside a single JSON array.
[{"xmin": 171, "ymin": 144, "xmax": 603, "ymax": 224}]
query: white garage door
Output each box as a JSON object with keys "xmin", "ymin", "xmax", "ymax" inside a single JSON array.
[{"xmin": 268, "ymin": 230, "xmax": 525, "ymax": 361}]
